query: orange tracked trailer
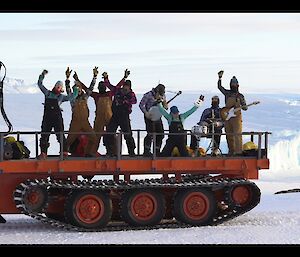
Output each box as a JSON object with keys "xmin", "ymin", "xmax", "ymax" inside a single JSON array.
[{"xmin": 0, "ymin": 130, "xmax": 270, "ymax": 231}]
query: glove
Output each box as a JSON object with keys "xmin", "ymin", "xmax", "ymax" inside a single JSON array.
[
  {"xmin": 93, "ymin": 66, "xmax": 99, "ymax": 77},
  {"xmin": 42, "ymin": 69, "xmax": 48, "ymax": 76},
  {"xmin": 124, "ymin": 69, "xmax": 130, "ymax": 79},
  {"xmin": 218, "ymin": 70, "xmax": 224, "ymax": 79},
  {"xmin": 73, "ymin": 71, "xmax": 79, "ymax": 81},
  {"xmin": 162, "ymin": 100, "xmax": 168, "ymax": 110},
  {"xmin": 145, "ymin": 111, "xmax": 152, "ymax": 119},
  {"xmin": 65, "ymin": 67, "xmax": 72, "ymax": 78},
  {"xmin": 194, "ymin": 95, "xmax": 204, "ymax": 107},
  {"xmin": 102, "ymin": 72, "xmax": 108, "ymax": 79}
]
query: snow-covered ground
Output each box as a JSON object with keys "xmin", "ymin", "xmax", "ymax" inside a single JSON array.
[
  {"xmin": 0, "ymin": 82, "xmax": 300, "ymax": 244},
  {"xmin": 1, "ymin": 180, "xmax": 300, "ymax": 244}
]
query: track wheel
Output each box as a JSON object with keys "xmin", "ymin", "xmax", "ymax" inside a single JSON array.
[
  {"xmin": 228, "ymin": 185, "xmax": 253, "ymax": 207},
  {"xmin": 23, "ymin": 185, "xmax": 48, "ymax": 213},
  {"xmin": 173, "ymin": 188, "xmax": 216, "ymax": 226},
  {"xmin": 65, "ymin": 190, "xmax": 112, "ymax": 229},
  {"xmin": 121, "ymin": 189, "xmax": 165, "ymax": 226}
]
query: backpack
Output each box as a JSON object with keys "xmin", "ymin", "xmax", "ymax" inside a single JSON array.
[{"xmin": 4, "ymin": 136, "xmax": 30, "ymax": 159}]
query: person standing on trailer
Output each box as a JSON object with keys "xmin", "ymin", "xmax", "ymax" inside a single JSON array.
[
  {"xmin": 190, "ymin": 95, "xmax": 224, "ymax": 156},
  {"xmin": 80, "ymin": 71, "xmax": 115, "ymax": 155},
  {"xmin": 158, "ymin": 95, "xmax": 204, "ymax": 157},
  {"xmin": 37, "ymin": 68, "xmax": 78, "ymax": 160},
  {"xmin": 103, "ymin": 69, "xmax": 137, "ymax": 157},
  {"xmin": 65, "ymin": 68, "xmax": 97, "ymax": 157},
  {"xmin": 139, "ymin": 84, "xmax": 168, "ymax": 157},
  {"xmin": 217, "ymin": 70, "xmax": 248, "ymax": 156}
]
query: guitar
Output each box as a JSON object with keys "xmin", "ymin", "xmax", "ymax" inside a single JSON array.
[
  {"xmin": 220, "ymin": 101, "xmax": 260, "ymax": 121},
  {"xmin": 148, "ymin": 91, "xmax": 182, "ymax": 121}
]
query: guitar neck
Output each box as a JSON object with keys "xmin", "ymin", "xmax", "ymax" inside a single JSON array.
[{"xmin": 234, "ymin": 102, "xmax": 257, "ymax": 111}]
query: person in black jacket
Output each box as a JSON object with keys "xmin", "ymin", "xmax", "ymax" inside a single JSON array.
[
  {"xmin": 190, "ymin": 96, "xmax": 224, "ymax": 156},
  {"xmin": 103, "ymin": 70, "xmax": 137, "ymax": 157},
  {"xmin": 37, "ymin": 68, "xmax": 78, "ymax": 159}
]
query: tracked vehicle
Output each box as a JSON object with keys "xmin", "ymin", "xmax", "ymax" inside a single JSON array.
[
  {"xmin": 0, "ymin": 61, "xmax": 270, "ymax": 231},
  {"xmin": 0, "ymin": 130, "xmax": 270, "ymax": 231}
]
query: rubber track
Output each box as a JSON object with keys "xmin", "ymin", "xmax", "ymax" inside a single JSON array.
[{"xmin": 13, "ymin": 175, "xmax": 261, "ymax": 232}]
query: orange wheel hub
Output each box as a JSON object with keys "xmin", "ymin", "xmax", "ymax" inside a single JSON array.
[
  {"xmin": 231, "ymin": 185, "xmax": 252, "ymax": 206},
  {"xmin": 130, "ymin": 193, "xmax": 157, "ymax": 221},
  {"xmin": 24, "ymin": 186, "xmax": 47, "ymax": 212},
  {"xmin": 75, "ymin": 194, "xmax": 104, "ymax": 224},
  {"xmin": 183, "ymin": 192, "xmax": 209, "ymax": 220},
  {"xmin": 27, "ymin": 191, "xmax": 39, "ymax": 205}
]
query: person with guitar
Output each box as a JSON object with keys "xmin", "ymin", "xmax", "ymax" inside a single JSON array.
[
  {"xmin": 217, "ymin": 70, "xmax": 247, "ymax": 156},
  {"xmin": 139, "ymin": 84, "xmax": 168, "ymax": 157}
]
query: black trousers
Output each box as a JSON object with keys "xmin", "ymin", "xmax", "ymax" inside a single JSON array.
[
  {"xmin": 160, "ymin": 136, "xmax": 189, "ymax": 157},
  {"xmin": 104, "ymin": 111, "xmax": 136, "ymax": 154},
  {"xmin": 143, "ymin": 116, "xmax": 164, "ymax": 153},
  {"xmin": 40, "ymin": 111, "xmax": 67, "ymax": 154}
]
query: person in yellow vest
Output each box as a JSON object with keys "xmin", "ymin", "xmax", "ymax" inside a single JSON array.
[
  {"xmin": 217, "ymin": 70, "xmax": 248, "ymax": 156},
  {"xmin": 80, "ymin": 71, "xmax": 116, "ymax": 154},
  {"xmin": 65, "ymin": 67, "xmax": 97, "ymax": 157}
]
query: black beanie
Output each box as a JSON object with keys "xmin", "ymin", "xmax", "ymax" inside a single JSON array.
[
  {"xmin": 230, "ymin": 76, "xmax": 239, "ymax": 86},
  {"xmin": 125, "ymin": 80, "xmax": 132, "ymax": 88}
]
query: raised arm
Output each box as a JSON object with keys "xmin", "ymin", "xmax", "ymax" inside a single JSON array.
[
  {"xmin": 37, "ymin": 70, "xmax": 50, "ymax": 95},
  {"xmin": 62, "ymin": 86, "xmax": 78, "ymax": 102},
  {"xmin": 181, "ymin": 95, "xmax": 204, "ymax": 119},
  {"xmin": 217, "ymin": 70, "xmax": 228, "ymax": 95},
  {"xmin": 158, "ymin": 102, "xmax": 172, "ymax": 123},
  {"xmin": 103, "ymin": 69, "xmax": 129, "ymax": 93},
  {"xmin": 73, "ymin": 68, "xmax": 97, "ymax": 96}
]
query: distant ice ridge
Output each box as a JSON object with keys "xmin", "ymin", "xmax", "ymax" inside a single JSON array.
[
  {"xmin": 268, "ymin": 133, "xmax": 300, "ymax": 177},
  {"xmin": 279, "ymin": 98, "xmax": 300, "ymax": 106},
  {"xmin": 0, "ymin": 76, "xmax": 39, "ymax": 94}
]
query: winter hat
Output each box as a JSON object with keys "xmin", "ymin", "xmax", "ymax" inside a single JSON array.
[
  {"xmin": 170, "ymin": 106, "xmax": 179, "ymax": 114},
  {"xmin": 211, "ymin": 95, "xmax": 220, "ymax": 107},
  {"xmin": 212, "ymin": 95, "xmax": 219, "ymax": 101},
  {"xmin": 53, "ymin": 80, "xmax": 64, "ymax": 93},
  {"xmin": 124, "ymin": 80, "xmax": 132, "ymax": 88},
  {"xmin": 155, "ymin": 84, "xmax": 165, "ymax": 95},
  {"xmin": 230, "ymin": 76, "xmax": 239, "ymax": 86},
  {"xmin": 98, "ymin": 81, "xmax": 106, "ymax": 93},
  {"xmin": 55, "ymin": 80, "xmax": 64, "ymax": 87}
]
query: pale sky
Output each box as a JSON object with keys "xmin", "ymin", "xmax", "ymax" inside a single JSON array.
[{"xmin": 0, "ymin": 13, "xmax": 300, "ymax": 93}]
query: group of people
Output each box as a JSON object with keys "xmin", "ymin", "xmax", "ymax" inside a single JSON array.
[{"xmin": 37, "ymin": 67, "xmax": 248, "ymax": 160}]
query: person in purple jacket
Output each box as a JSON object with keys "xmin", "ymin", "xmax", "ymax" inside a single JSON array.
[{"xmin": 139, "ymin": 84, "xmax": 168, "ymax": 157}]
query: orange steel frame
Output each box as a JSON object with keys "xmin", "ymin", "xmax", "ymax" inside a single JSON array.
[
  {"xmin": 0, "ymin": 156, "xmax": 269, "ymax": 214},
  {"xmin": 0, "ymin": 130, "xmax": 270, "ymax": 214}
]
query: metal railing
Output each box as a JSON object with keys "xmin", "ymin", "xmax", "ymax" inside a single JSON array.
[{"xmin": 0, "ymin": 130, "xmax": 271, "ymax": 162}]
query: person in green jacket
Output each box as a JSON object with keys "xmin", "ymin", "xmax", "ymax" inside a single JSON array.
[{"xmin": 158, "ymin": 95, "xmax": 204, "ymax": 157}]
